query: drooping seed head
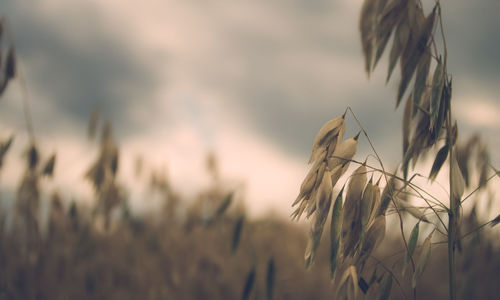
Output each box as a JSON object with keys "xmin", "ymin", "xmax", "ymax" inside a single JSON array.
[{"xmin": 309, "ymin": 116, "xmax": 345, "ymax": 163}]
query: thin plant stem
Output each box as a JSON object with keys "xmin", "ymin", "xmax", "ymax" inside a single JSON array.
[{"xmin": 461, "ymin": 171, "xmax": 499, "ymax": 205}]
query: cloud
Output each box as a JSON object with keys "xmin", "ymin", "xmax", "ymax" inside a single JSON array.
[
  {"xmin": 2, "ymin": 0, "xmax": 163, "ymax": 138},
  {"xmin": 455, "ymin": 96, "xmax": 500, "ymax": 129},
  {"xmin": 444, "ymin": 0, "xmax": 500, "ymax": 80},
  {"xmin": 1, "ymin": 0, "xmax": 500, "ymax": 216}
]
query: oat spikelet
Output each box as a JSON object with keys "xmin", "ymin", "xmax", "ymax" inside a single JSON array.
[
  {"xmin": 315, "ymin": 170, "xmax": 333, "ymax": 219},
  {"xmin": 342, "ymin": 164, "xmax": 367, "ymax": 256},
  {"xmin": 304, "ymin": 171, "xmax": 333, "ymax": 268},
  {"xmin": 327, "ymin": 134, "xmax": 359, "ymax": 171},
  {"xmin": 293, "ymin": 160, "xmax": 322, "ymax": 207},
  {"xmin": 360, "ymin": 180, "xmax": 375, "ymax": 239},
  {"xmin": 343, "ymin": 165, "xmax": 367, "ymax": 236},
  {"xmin": 306, "ymin": 162, "xmax": 327, "ymax": 218},
  {"xmin": 309, "ymin": 116, "xmax": 345, "ymax": 164},
  {"xmin": 357, "ymin": 215, "xmax": 386, "ymax": 265},
  {"xmin": 295, "ymin": 114, "xmax": 348, "ymax": 221}
]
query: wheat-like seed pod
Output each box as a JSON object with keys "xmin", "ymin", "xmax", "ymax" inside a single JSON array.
[
  {"xmin": 327, "ymin": 134, "xmax": 359, "ymax": 171},
  {"xmin": 342, "ymin": 165, "xmax": 367, "ymax": 256},
  {"xmin": 368, "ymin": 179, "xmax": 381, "ymax": 226},
  {"xmin": 315, "ymin": 170, "xmax": 333, "ymax": 219},
  {"xmin": 305, "ymin": 162, "xmax": 328, "ymax": 217},
  {"xmin": 357, "ymin": 215, "xmax": 386, "ymax": 266},
  {"xmin": 309, "ymin": 116, "xmax": 345, "ymax": 163},
  {"xmin": 293, "ymin": 116, "xmax": 348, "ymax": 221},
  {"xmin": 292, "ymin": 159, "xmax": 323, "ymax": 207},
  {"xmin": 360, "ymin": 180, "xmax": 376, "ymax": 240},
  {"xmin": 304, "ymin": 170, "xmax": 333, "ymax": 268},
  {"xmin": 294, "ymin": 115, "xmax": 366, "ymax": 272}
]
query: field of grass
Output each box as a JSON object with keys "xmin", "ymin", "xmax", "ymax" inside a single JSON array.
[
  {"xmin": 1, "ymin": 1, "xmax": 500, "ymax": 298},
  {"xmin": 0, "ymin": 141, "xmax": 498, "ymax": 299}
]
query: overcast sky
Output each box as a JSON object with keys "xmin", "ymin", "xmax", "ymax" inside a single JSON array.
[{"xmin": 1, "ymin": 0, "xmax": 499, "ymax": 216}]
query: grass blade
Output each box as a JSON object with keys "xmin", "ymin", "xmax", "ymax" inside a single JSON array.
[
  {"xmin": 242, "ymin": 265, "xmax": 256, "ymax": 300},
  {"xmin": 266, "ymin": 258, "xmax": 275, "ymax": 300},
  {"xmin": 429, "ymin": 144, "xmax": 449, "ymax": 181},
  {"xmin": 231, "ymin": 215, "xmax": 244, "ymax": 254}
]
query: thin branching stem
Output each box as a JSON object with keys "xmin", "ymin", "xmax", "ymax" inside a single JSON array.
[
  {"xmin": 460, "ymin": 172, "xmax": 499, "ymax": 205},
  {"xmin": 434, "ymin": 219, "xmax": 493, "ymax": 246}
]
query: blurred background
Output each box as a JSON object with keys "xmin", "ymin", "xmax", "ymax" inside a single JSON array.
[
  {"xmin": 0, "ymin": 0, "xmax": 499, "ymax": 299},
  {"xmin": 1, "ymin": 0, "xmax": 499, "ymax": 216}
]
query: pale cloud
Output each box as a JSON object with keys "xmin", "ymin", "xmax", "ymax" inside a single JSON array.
[
  {"xmin": 1, "ymin": 0, "xmax": 500, "ymax": 217},
  {"xmin": 455, "ymin": 96, "xmax": 500, "ymax": 129}
]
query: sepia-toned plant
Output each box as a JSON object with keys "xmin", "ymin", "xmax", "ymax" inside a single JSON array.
[
  {"xmin": 292, "ymin": 0, "xmax": 499, "ymax": 299},
  {"xmin": 0, "ymin": 3, "xmax": 498, "ymax": 300}
]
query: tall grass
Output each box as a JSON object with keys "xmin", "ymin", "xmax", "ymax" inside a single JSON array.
[{"xmin": 0, "ymin": 4, "xmax": 499, "ymax": 300}]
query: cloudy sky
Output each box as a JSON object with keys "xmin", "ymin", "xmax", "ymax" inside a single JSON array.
[{"xmin": 1, "ymin": 0, "xmax": 499, "ymax": 216}]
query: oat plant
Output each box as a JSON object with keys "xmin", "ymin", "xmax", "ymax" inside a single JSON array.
[{"xmin": 292, "ymin": 1, "xmax": 499, "ymax": 299}]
